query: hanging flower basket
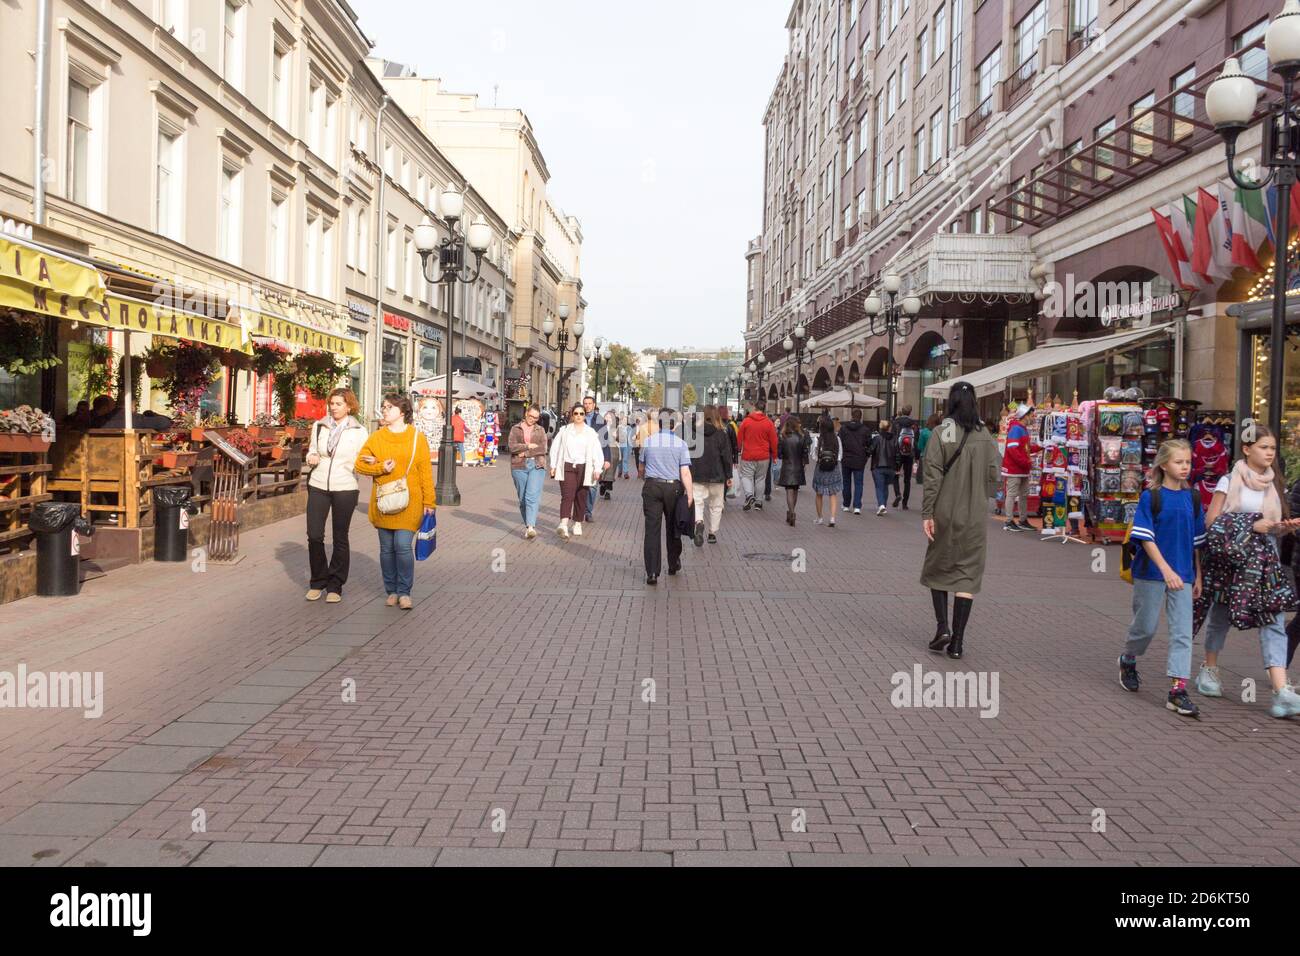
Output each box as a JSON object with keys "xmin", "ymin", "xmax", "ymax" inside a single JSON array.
[
  {"xmin": 220, "ymin": 349, "xmax": 253, "ymax": 372},
  {"xmin": 145, "ymin": 356, "xmax": 170, "ymax": 378}
]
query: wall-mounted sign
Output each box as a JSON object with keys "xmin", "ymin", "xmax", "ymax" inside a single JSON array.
[
  {"xmin": 383, "ymin": 311, "xmax": 409, "ymax": 331},
  {"xmin": 1100, "ymin": 293, "xmax": 1181, "ymax": 327},
  {"xmin": 411, "ymin": 319, "xmax": 442, "ymax": 342},
  {"xmin": 347, "ymin": 300, "xmax": 374, "ymax": 321}
]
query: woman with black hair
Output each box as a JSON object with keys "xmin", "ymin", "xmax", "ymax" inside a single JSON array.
[
  {"xmin": 776, "ymin": 416, "xmax": 811, "ymax": 527},
  {"xmin": 920, "ymin": 381, "xmax": 1000, "ymax": 659},
  {"xmin": 809, "ymin": 413, "xmax": 843, "ymax": 527}
]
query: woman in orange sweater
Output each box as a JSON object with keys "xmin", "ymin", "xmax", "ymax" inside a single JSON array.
[{"xmin": 354, "ymin": 393, "xmax": 435, "ymax": 609}]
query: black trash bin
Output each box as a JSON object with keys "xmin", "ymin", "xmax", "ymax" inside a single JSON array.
[
  {"xmin": 153, "ymin": 486, "xmax": 198, "ymax": 562},
  {"xmin": 28, "ymin": 503, "xmax": 93, "ymax": 597}
]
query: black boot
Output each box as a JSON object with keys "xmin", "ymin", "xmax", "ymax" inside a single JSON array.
[
  {"xmin": 948, "ymin": 596, "xmax": 973, "ymax": 659},
  {"xmin": 927, "ymin": 589, "xmax": 951, "ymax": 652}
]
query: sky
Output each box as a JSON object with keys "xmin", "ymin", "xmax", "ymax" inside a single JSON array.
[{"xmin": 358, "ymin": 0, "xmax": 791, "ymax": 353}]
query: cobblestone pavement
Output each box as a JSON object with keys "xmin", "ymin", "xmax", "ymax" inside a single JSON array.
[{"xmin": 0, "ymin": 465, "xmax": 1297, "ymax": 867}]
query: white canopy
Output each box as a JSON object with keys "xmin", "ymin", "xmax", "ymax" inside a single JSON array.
[
  {"xmin": 409, "ymin": 372, "xmax": 498, "ymax": 402},
  {"xmin": 923, "ymin": 323, "xmax": 1173, "ymax": 400},
  {"xmin": 799, "ymin": 388, "xmax": 885, "ymax": 410}
]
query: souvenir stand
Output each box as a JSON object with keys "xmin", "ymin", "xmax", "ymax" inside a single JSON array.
[
  {"xmin": 1033, "ymin": 394, "xmax": 1089, "ymax": 543},
  {"xmin": 1090, "ymin": 401, "xmax": 1146, "ymax": 543},
  {"xmin": 409, "ymin": 374, "xmax": 497, "ymax": 463},
  {"xmin": 1188, "ymin": 409, "xmax": 1235, "ymax": 509}
]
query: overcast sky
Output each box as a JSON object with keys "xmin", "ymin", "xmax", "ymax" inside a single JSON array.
[{"xmin": 359, "ymin": 0, "xmax": 790, "ymax": 353}]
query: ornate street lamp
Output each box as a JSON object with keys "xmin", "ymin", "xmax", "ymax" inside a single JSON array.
[
  {"xmin": 414, "ymin": 186, "xmax": 492, "ymax": 507},
  {"xmin": 783, "ymin": 324, "xmax": 816, "ymax": 413},
  {"xmin": 746, "ymin": 352, "xmax": 769, "ymax": 405},
  {"xmin": 542, "ymin": 304, "xmax": 584, "ymax": 414},
  {"xmin": 864, "ymin": 271, "xmax": 921, "ymax": 421},
  {"xmin": 1206, "ymin": 4, "xmax": 1300, "ymax": 440}
]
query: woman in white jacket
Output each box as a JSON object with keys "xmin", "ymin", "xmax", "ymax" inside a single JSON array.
[
  {"xmin": 304, "ymin": 388, "xmax": 368, "ymax": 602},
  {"xmin": 548, "ymin": 403, "xmax": 605, "ymax": 540}
]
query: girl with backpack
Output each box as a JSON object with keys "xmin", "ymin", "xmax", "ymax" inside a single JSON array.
[
  {"xmin": 1193, "ymin": 426, "xmax": 1300, "ymax": 718},
  {"xmin": 1116, "ymin": 440, "xmax": 1206, "ymax": 717},
  {"xmin": 809, "ymin": 414, "xmax": 842, "ymax": 527}
]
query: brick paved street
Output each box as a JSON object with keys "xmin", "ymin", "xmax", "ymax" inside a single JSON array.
[{"xmin": 1, "ymin": 465, "xmax": 1298, "ymax": 867}]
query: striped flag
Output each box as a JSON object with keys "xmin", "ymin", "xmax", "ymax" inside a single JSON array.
[
  {"xmin": 1193, "ymin": 186, "xmax": 1234, "ymax": 280},
  {"xmin": 1170, "ymin": 197, "xmax": 1211, "ymax": 287},
  {"xmin": 1227, "ymin": 181, "xmax": 1265, "ymax": 272},
  {"xmin": 1151, "ymin": 207, "xmax": 1198, "ymax": 288}
]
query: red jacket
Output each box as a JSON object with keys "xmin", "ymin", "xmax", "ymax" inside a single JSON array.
[
  {"xmin": 1001, "ymin": 422, "xmax": 1034, "ymax": 476},
  {"xmin": 736, "ymin": 412, "xmax": 778, "ymax": 461},
  {"xmin": 452, "ymin": 414, "xmax": 466, "ymax": 443}
]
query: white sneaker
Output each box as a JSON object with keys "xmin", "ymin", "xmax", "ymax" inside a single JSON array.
[
  {"xmin": 853, "ymin": 508, "xmax": 861, "ymax": 515},
  {"xmin": 557, "ymin": 521, "xmax": 570, "ymax": 539},
  {"xmin": 573, "ymin": 522, "xmax": 583, "ymax": 536},
  {"xmin": 815, "ymin": 517, "xmax": 824, "ymax": 525},
  {"xmin": 524, "ymin": 527, "xmax": 537, "ymax": 540},
  {"xmin": 877, "ymin": 506, "xmax": 887, "ymax": 516}
]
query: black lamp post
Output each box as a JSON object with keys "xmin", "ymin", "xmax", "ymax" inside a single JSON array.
[
  {"xmin": 1206, "ymin": 16, "xmax": 1300, "ymax": 441},
  {"xmin": 783, "ymin": 324, "xmax": 817, "ymax": 415},
  {"xmin": 414, "ymin": 187, "xmax": 491, "ymax": 507},
  {"xmin": 863, "ymin": 272, "xmax": 921, "ymax": 422},
  {"xmin": 542, "ymin": 304, "xmax": 584, "ymax": 413},
  {"xmin": 746, "ymin": 353, "xmax": 769, "ymax": 406}
]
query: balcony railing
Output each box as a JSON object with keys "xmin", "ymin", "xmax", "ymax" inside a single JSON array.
[
  {"xmin": 892, "ymin": 233, "xmax": 1037, "ymax": 298},
  {"xmin": 1004, "ymin": 56, "xmax": 1037, "ymax": 108},
  {"xmin": 965, "ymin": 94, "xmax": 995, "ymax": 143},
  {"xmin": 1066, "ymin": 21, "xmax": 1101, "ymax": 63}
]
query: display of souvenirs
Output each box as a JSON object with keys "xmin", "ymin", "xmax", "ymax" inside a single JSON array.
[
  {"xmin": 1090, "ymin": 401, "xmax": 1144, "ymax": 542},
  {"xmin": 1121, "ymin": 439, "xmax": 1143, "ymax": 465},
  {"xmin": 1189, "ymin": 411, "xmax": 1234, "ymax": 510},
  {"xmin": 1120, "ymin": 469, "xmax": 1143, "ymax": 494}
]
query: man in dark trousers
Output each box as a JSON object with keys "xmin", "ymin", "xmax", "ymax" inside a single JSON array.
[
  {"xmin": 890, "ymin": 404, "xmax": 919, "ymax": 510},
  {"xmin": 639, "ymin": 407, "xmax": 694, "ymax": 586},
  {"xmin": 838, "ymin": 408, "xmax": 871, "ymax": 515},
  {"xmin": 583, "ymin": 395, "xmax": 601, "ymax": 522}
]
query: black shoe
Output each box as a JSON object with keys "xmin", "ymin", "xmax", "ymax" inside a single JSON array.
[
  {"xmin": 1166, "ymin": 687, "xmax": 1200, "ymax": 717},
  {"xmin": 901, "ymin": 503, "xmax": 909, "ymax": 510},
  {"xmin": 928, "ymin": 629, "xmax": 952, "ymax": 653},
  {"xmin": 1004, "ymin": 520, "xmax": 1020, "ymax": 531},
  {"xmin": 1118, "ymin": 655, "xmax": 1141, "ymax": 692},
  {"xmin": 946, "ymin": 636, "xmax": 964, "ymax": 660},
  {"xmin": 646, "ymin": 575, "xmax": 658, "ymax": 586},
  {"xmin": 707, "ymin": 533, "xmax": 717, "ymax": 543},
  {"xmin": 585, "ymin": 513, "xmax": 594, "ymax": 523},
  {"xmin": 754, "ymin": 501, "xmax": 763, "ymax": 510},
  {"xmin": 764, "ymin": 495, "xmax": 771, "ymax": 501},
  {"xmin": 892, "ymin": 496, "xmax": 901, "ymax": 508},
  {"xmin": 693, "ymin": 521, "xmax": 705, "ymax": 548},
  {"xmin": 743, "ymin": 497, "xmax": 754, "ymax": 512},
  {"xmin": 668, "ymin": 564, "xmax": 680, "ymax": 576},
  {"xmin": 786, "ymin": 510, "xmax": 795, "ymax": 526}
]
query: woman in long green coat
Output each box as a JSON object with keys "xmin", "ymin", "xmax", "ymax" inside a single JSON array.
[{"xmin": 920, "ymin": 381, "xmax": 1000, "ymax": 660}]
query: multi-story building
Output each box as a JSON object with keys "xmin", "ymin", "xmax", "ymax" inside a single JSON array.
[
  {"xmin": 0, "ymin": 0, "xmax": 519, "ymax": 424},
  {"xmin": 749, "ymin": 0, "xmax": 1283, "ymax": 426},
  {"xmin": 371, "ymin": 73, "xmax": 586, "ymax": 412}
]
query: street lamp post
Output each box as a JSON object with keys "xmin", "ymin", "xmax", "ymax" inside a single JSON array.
[
  {"xmin": 863, "ymin": 272, "xmax": 921, "ymax": 422},
  {"xmin": 414, "ymin": 187, "xmax": 492, "ymax": 507},
  {"xmin": 746, "ymin": 353, "xmax": 769, "ymax": 406},
  {"xmin": 542, "ymin": 304, "xmax": 584, "ymax": 414},
  {"xmin": 783, "ymin": 324, "xmax": 817, "ymax": 414},
  {"xmin": 1205, "ymin": 8, "xmax": 1300, "ymax": 441}
]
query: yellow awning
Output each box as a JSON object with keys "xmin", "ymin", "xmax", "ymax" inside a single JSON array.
[
  {"xmin": 236, "ymin": 305, "xmax": 364, "ymax": 364},
  {"xmin": 0, "ymin": 235, "xmax": 105, "ymax": 301}
]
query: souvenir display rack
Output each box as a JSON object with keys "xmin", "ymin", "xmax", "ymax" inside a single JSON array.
[
  {"xmin": 1089, "ymin": 402, "xmax": 1145, "ymax": 543},
  {"xmin": 1189, "ymin": 409, "xmax": 1234, "ymax": 509},
  {"xmin": 1034, "ymin": 403, "xmax": 1089, "ymax": 540}
]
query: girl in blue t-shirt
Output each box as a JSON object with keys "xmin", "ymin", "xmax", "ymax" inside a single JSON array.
[{"xmin": 1117, "ymin": 440, "xmax": 1206, "ymax": 717}]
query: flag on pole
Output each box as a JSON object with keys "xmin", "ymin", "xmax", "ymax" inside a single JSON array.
[
  {"xmin": 1193, "ymin": 186, "xmax": 1234, "ymax": 280},
  {"xmin": 1170, "ymin": 197, "xmax": 1211, "ymax": 287},
  {"xmin": 1151, "ymin": 207, "xmax": 1197, "ymax": 288},
  {"xmin": 1227, "ymin": 181, "xmax": 1264, "ymax": 273}
]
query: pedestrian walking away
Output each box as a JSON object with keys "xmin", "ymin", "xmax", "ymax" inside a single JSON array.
[
  {"xmin": 508, "ymin": 405, "xmax": 549, "ymax": 540},
  {"xmin": 548, "ymin": 403, "xmax": 605, "ymax": 540},
  {"xmin": 1193, "ymin": 426, "xmax": 1300, "ymax": 718},
  {"xmin": 619, "ymin": 418, "xmax": 633, "ymax": 479},
  {"xmin": 354, "ymin": 393, "xmax": 436, "ymax": 610},
  {"xmin": 869, "ymin": 419, "xmax": 900, "ymax": 516},
  {"xmin": 598, "ymin": 411, "xmax": 620, "ymax": 499},
  {"xmin": 838, "ymin": 407, "xmax": 870, "ymax": 514},
  {"xmin": 640, "ymin": 408, "xmax": 694, "ymax": 584},
  {"xmin": 915, "ymin": 413, "xmax": 939, "ymax": 486},
  {"xmin": 722, "ymin": 406, "xmax": 740, "ymax": 498},
  {"xmin": 1001, "ymin": 403, "xmax": 1037, "ymax": 531},
  {"xmin": 691, "ymin": 404, "xmax": 733, "ymax": 545},
  {"xmin": 777, "ymin": 415, "xmax": 811, "ymax": 527},
  {"xmin": 920, "ymin": 381, "xmax": 1000, "ymax": 660},
  {"xmin": 304, "ymin": 388, "xmax": 367, "ymax": 603},
  {"xmin": 736, "ymin": 400, "xmax": 778, "ymax": 512},
  {"xmin": 582, "ymin": 395, "xmax": 602, "ymax": 521},
  {"xmin": 1117, "ymin": 440, "xmax": 1207, "ymax": 717},
  {"xmin": 452, "ymin": 409, "xmax": 467, "ymax": 466},
  {"xmin": 891, "ymin": 405, "xmax": 918, "ymax": 509},
  {"xmin": 810, "ymin": 413, "xmax": 842, "ymax": 527}
]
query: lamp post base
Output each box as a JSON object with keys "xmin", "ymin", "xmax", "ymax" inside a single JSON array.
[{"xmin": 436, "ymin": 437, "xmax": 461, "ymax": 507}]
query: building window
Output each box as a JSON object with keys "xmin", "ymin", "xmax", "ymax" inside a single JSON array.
[
  {"xmin": 357, "ymin": 205, "xmax": 369, "ymax": 274},
  {"xmin": 929, "ymin": 107, "xmax": 944, "ymax": 165},
  {"xmin": 914, "ymin": 126, "xmax": 927, "ymax": 176},
  {"xmin": 305, "ymin": 210, "xmax": 320, "ymax": 295},
  {"xmin": 222, "ymin": 1, "xmax": 245, "ymax": 91},
  {"xmin": 320, "ymin": 218, "xmax": 333, "ymax": 299},
  {"xmin": 404, "ymin": 235, "xmax": 416, "ymax": 299},
  {"xmin": 385, "ymin": 225, "xmax": 398, "ymax": 291},
  {"xmin": 269, "ymin": 193, "xmax": 288, "ymax": 283},
  {"xmin": 1235, "ymin": 19, "xmax": 1268, "ymax": 82},
  {"xmin": 1069, "ymin": 0, "xmax": 1099, "ymax": 43},
  {"xmin": 856, "ymin": 189, "xmax": 867, "ymax": 221},
  {"xmin": 1130, "ymin": 92, "xmax": 1155, "ymax": 161},
  {"xmin": 1030, "ymin": 166, "xmax": 1045, "ymax": 212},
  {"xmin": 271, "ymin": 43, "xmax": 291, "ymax": 128},
  {"xmin": 875, "ymin": 91, "xmax": 884, "ymax": 134},
  {"xmin": 155, "ymin": 125, "xmax": 183, "ymax": 241},
  {"xmin": 896, "ymin": 147, "xmax": 905, "ymax": 196},
  {"xmin": 900, "ymin": 57, "xmax": 908, "ymax": 103},
  {"xmin": 975, "ymin": 47, "xmax": 1001, "ymax": 118},
  {"xmin": 218, "ymin": 161, "xmax": 242, "ymax": 265},
  {"xmin": 1014, "ymin": 1, "xmax": 1047, "ymax": 79},
  {"xmin": 1171, "ymin": 68, "xmax": 1195, "ymax": 142},
  {"xmin": 947, "ymin": 0, "xmax": 963, "ymax": 148},
  {"xmin": 66, "ymin": 77, "xmax": 95, "ymax": 206},
  {"xmin": 970, "ymin": 206, "xmax": 983, "ymax": 233},
  {"xmin": 1065, "ymin": 138, "xmax": 1085, "ymax": 197},
  {"xmin": 161, "ymin": 0, "xmax": 187, "ymax": 43},
  {"xmin": 1094, "ymin": 117, "xmax": 1116, "ymax": 181},
  {"xmin": 885, "ymin": 159, "xmax": 895, "ymax": 203},
  {"xmin": 874, "ymin": 146, "xmax": 884, "ymax": 211},
  {"xmin": 887, "ymin": 72, "xmax": 897, "ymax": 115},
  {"xmin": 346, "ymin": 203, "xmax": 357, "ymax": 269},
  {"xmin": 858, "ymin": 112, "xmax": 869, "ymax": 154},
  {"xmin": 918, "ymin": 27, "xmax": 930, "ymax": 76},
  {"xmin": 933, "ymin": 4, "xmax": 946, "ymax": 59}
]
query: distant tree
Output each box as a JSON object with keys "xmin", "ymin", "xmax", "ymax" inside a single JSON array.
[
  {"xmin": 649, "ymin": 382, "xmax": 664, "ymax": 407},
  {"xmin": 682, "ymin": 383, "xmax": 698, "ymax": 408}
]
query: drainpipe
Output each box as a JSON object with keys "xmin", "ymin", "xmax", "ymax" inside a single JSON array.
[
  {"xmin": 33, "ymin": 0, "xmax": 50, "ymax": 225},
  {"xmin": 372, "ymin": 94, "xmax": 390, "ymax": 426}
]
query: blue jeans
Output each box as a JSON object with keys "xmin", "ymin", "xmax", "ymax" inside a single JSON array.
[
  {"xmin": 454, "ymin": 442, "xmax": 465, "ymax": 464},
  {"xmin": 842, "ymin": 466, "xmax": 865, "ymax": 509},
  {"xmin": 512, "ymin": 461, "xmax": 545, "ymax": 528},
  {"xmin": 1125, "ymin": 578, "xmax": 1194, "ymax": 679},
  {"xmin": 872, "ymin": 468, "xmax": 894, "ymax": 507},
  {"xmin": 620, "ymin": 447, "xmax": 631, "ymax": 475},
  {"xmin": 1203, "ymin": 602, "xmax": 1289, "ymax": 670},
  {"xmin": 586, "ymin": 484, "xmax": 597, "ymax": 517},
  {"xmin": 377, "ymin": 528, "xmax": 416, "ymax": 597}
]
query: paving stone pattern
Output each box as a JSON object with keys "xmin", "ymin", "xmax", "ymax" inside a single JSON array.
[{"xmin": 1, "ymin": 466, "xmax": 1297, "ymax": 866}]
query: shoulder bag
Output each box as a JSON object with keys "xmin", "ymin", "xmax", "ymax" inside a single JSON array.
[
  {"xmin": 941, "ymin": 426, "xmax": 972, "ymax": 476},
  {"xmin": 376, "ymin": 428, "xmax": 419, "ymax": 515}
]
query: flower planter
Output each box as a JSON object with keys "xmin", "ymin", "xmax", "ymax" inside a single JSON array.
[
  {"xmin": 268, "ymin": 446, "xmax": 286, "ymax": 461},
  {"xmin": 159, "ymin": 450, "xmax": 198, "ymax": 469},
  {"xmin": 0, "ymin": 434, "xmax": 52, "ymax": 453},
  {"xmin": 282, "ymin": 426, "xmax": 300, "ymax": 440},
  {"xmin": 146, "ymin": 357, "xmax": 169, "ymax": 378},
  {"xmin": 248, "ymin": 426, "xmax": 284, "ymax": 440},
  {"xmin": 190, "ymin": 428, "xmax": 205, "ymax": 442}
]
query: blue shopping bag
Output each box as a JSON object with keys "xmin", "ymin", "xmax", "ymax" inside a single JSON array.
[{"xmin": 415, "ymin": 510, "xmax": 436, "ymax": 560}]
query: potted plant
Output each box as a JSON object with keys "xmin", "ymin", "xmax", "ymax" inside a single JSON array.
[
  {"xmin": 247, "ymin": 412, "xmax": 282, "ymax": 440},
  {"xmin": 159, "ymin": 449, "xmax": 198, "ymax": 469},
  {"xmin": 0, "ymin": 310, "xmax": 62, "ymax": 377},
  {"xmin": 221, "ymin": 427, "xmax": 258, "ymax": 457},
  {"xmin": 149, "ymin": 341, "xmax": 220, "ymax": 418},
  {"xmin": 0, "ymin": 405, "xmax": 57, "ymax": 453}
]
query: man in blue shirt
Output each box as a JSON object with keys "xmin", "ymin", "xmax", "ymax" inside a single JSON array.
[
  {"xmin": 583, "ymin": 395, "xmax": 601, "ymax": 522},
  {"xmin": 639, "ymin": 407, "xmax": 695, "ymax": 585}
]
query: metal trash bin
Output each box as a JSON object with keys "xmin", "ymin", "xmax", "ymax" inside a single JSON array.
[
  {"xmin": 28, "ymin": 502, "xmax": 93, "ymax": 597},
  {"xmin": 153, "ymin": 485, "xmax": 198, "ymax": 562}
]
